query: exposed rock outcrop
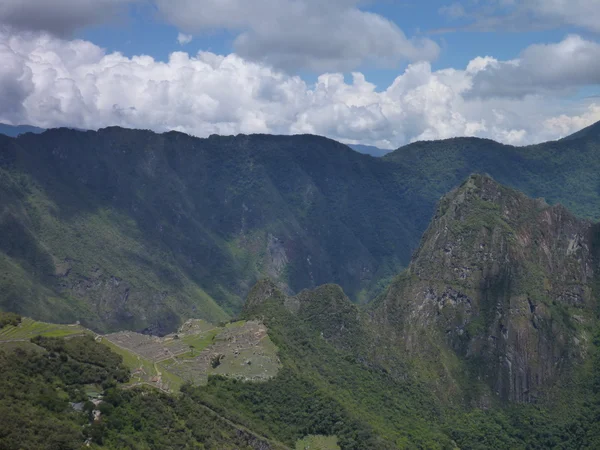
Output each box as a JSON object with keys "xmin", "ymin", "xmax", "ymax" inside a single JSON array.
[{"xmin": 375, "ymin": 174, "xmax": 598, "ymax": 403}]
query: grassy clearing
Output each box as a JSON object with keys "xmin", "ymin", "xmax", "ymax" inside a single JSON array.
[
  {"xmin": 0, "ymin": 317, "xmax": 88, "ymax": 340},
  {"xmin": 225, "ymin": 320, "xmax": 247, "ymax": 329},
  {"xmin": 179, "ymin": 328, "xmax": 219, "ymax": 357},
  {"xmin": 295, "ymin": 435, "xmax": 340, "ymax": 450}
]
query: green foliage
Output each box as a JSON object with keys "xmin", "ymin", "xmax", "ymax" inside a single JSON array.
[
  {"xmin": 0, "ymin": 317, "xmax": 89, "ymax": 340},
  {"xmin": 296, "ymin": 435, "xmax": 340, "ymax": 450},
  {"xmin": 3, "ymin": 127, "xmax": 600, "ymax": 333},
  {"xmin": 189, "ymin": 370, "xmax": 386, "ymax": 449},
  {"xmin": 385, "ymin": 135, "xmax": 600, "ymax": 221},
  {"xmin": 32, "ymin": 335, "xmax": 130, "ymax": 387},
  {"xmin": 92, "ymin": 387, "xmax": 279, "ymax": 449},
  {"xmin": 205, "ymin": 287, "xmax": 452, "ymax": 448},
  {"xmin": 0, "ymin": 335, "xmax": 286, "ymax": 450},
  {"xmin": 3, "ymin": 127, "xmax": 600, "ymax": 448},
  {"xmin": 0, "ymin": 336, "xmax": 128, "ymax": 449},
  {"xmin": 0, "ymin": 311, "xmax": 21, "ymax": 328},
  {"xmin": 2, "ymin": 294, "xmax": 600, "ymax": 449}
]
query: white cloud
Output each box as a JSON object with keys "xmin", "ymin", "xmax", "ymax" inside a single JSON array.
[
  {"xmin": 0, "ymin": 0, "xmax": 136, "ymax": 36},
  {"xmin": 543, "ymin": 104, "xmax": 600, "ymax": 138},
  {"xmin": 0, "ymin": 0, "xmax": 439, "ymax": 73},
  {"xmin": 527, "ymin": 0, "xmax": 600, "ymax": 32},
  {"xmin": 440, "ymin": 0, "xmax": 600, "ymax": 33},
  {"xmin": 154, "ymin": 0, "xmax": 440, "ymax": 72},
  {"xmin": 439, "ymin": 3, "xmax": 466, "ymax": 19},
  {"xmin": 469, "ymin": 35, "xmax": 600, "ymax": 98},
  {"xmin": 177, "ymin": 32, "xmax": 192, "ymax": 45},
  {"xmin": 0, "ymin": 31, "xmax": 598, "ymax": 149}
]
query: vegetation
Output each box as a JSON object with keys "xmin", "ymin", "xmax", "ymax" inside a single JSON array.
[
  {"xmin": 296, "ymin": 435, "xmax": 341, "ymax": 450},
  {"xmin": 4, "ymin": 124, "xmax": 600, "ymax": 332},
  {"xmin": 0, "ymin": 317, "xmax": 90, "ymax": 341},
  {"xmin": 0, "ymin": 335, "xmax": 127, "ymax": 449},
  {"xmin": 0, "ymin": 311, "xmax": 21, "ymax": 328},
  {"xmin": 0, "ymin": 335, "xmax": 286, "ymax": 449},
  {"xmin": 3, "ymin": 124, "xmax": 600, "ymax": 448},
  {"xmin": 1, "ymin": 284, "xmax": 600, "ymax": 449}
]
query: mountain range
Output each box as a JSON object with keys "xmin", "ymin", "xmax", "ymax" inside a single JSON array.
[
  {"xmin": 2, "ymin": 121, "xmax": 600, "ymax": 448},
  {"xmin": 3, "ymin": 171, "xmax": 600, "ymax": 449},
  {"xmin": 2, "ymin": 123, "xmax": 600, "ymax": 333}
]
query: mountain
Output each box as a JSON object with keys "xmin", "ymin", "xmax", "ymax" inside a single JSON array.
[
  {"xmin": 347, "ymin": 144, "xmax": 392, "ymax": 157},
  {"xmin": 560, "ymin": 120, "xmax": 600, "ymax": 142},
  {"xmin": 3, "ymin": 176, "xmax": 600, "ymax": 449},
  {"xmin": 0, "ymin": 123, "xmax": 45, "ymax": 137},
  {"xmin": 384, "ymin": 131, "xmax": 600, "ymax": 219},
  {"xmin": 3, "ymin": 122, "xmax": 600, "ymax": 334},
  {"xmin": 0, "ymin": 128, "xmax": 426, "ymax": 333},
  {"xmin": 371, "ymin": 174, "xmax": 599, "ymax": 403},
  {"xmin": 236, "ymin": 176, "xmax": 600, "ymax": 447}
]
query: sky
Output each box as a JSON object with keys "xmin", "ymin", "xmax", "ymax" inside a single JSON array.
[{"xmin": 0, "ymin": 0, "xmax": 599, "ymax": 149}]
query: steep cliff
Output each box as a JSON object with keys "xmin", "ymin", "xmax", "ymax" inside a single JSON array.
[{"xmin": 374, "ymin": 174, "xmax": 599, "ymax": 403}]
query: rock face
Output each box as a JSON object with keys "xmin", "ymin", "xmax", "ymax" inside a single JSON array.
[{"xmin": 375, "ymin": 174, "xmax": 599, "ymax": 403}]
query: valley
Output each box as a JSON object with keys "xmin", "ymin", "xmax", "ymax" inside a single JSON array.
[{"xmin": 2, "ymin": 1, "xmax": 600, "ymax": 448}]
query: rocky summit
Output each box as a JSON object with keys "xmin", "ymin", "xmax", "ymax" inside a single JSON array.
[{"xmin": 374, "ymin": 174, "xmax": 600, "ymax": 403}]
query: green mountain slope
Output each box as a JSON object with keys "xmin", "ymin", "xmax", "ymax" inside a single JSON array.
[
  {"xmin": 372, "ymin": 174, "xmax": 599, "ymax": 404},
  {"xmin": 2, "ymin": 123, "xmax": 600, "ymax": 333},
  {"xmin": 0, "ymin": 128, "xmax": 426, "ymax": 332},
  {"xmin": 3, "ymin": 173, "xmax": 600, "ymax": 449},
  {"xmin": 384, "ymin": 132, "xmax": 600, "ymax": 220},
  {"xmin": 230, "ymin": 177, "xmax": 600, "ymax": 448}
]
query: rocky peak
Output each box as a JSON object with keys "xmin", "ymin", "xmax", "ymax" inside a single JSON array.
[
  {"xmin": 242, "ymin": 279, "xmax": 286, "ymax": 315},
  {"xmin": 377, "ymin": 174, "xmax": 597, "ymax": 403}
]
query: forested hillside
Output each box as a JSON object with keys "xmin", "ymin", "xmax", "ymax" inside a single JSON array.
[{"xmin": 2, "ymin": 123, "xmax": 600, "ymax": 334}]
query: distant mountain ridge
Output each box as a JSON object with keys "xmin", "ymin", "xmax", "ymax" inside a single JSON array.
[
  {"xmin": 560, "ymin": 120, "xmax": 600, "ymax": 142},
  {"xmin": 347, "ymin": 143, "xmax": 392, "ymax": 157},
  {"xmin": 3, "ymin": 121, "xmax": 600, "ymax": 449},
  {"xmin": 0, "ymin": 123, "xmax": 45, "ymax": 137},
  {"xmin": 0, "ymin": 128, "xmax": 425, "ymax": 333},
  {"xmin": 3, "ymin": 173, "xmax": 600, "ymax": 449}
]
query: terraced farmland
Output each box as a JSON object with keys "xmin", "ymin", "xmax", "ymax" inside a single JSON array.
[
  {"xmin": 0, "ymin": 317, "xmax": 89, "ymax": 341},
  {"xmin": 104, "ymin": 319, "xmax": 281, "ymax": 389}
]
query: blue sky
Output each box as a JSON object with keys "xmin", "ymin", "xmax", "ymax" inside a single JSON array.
[
  {"xmin": 0, "ymin": 0, "xmax": 599, "ymax": 148},
  {"xmin": 77, "ymin": 1, "xmax": 578, "ymax": 88}
]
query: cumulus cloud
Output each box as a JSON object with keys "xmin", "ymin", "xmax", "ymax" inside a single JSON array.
[
  {"xmin": 0, "ymin": 0, "xmax": 135, "ymax": 36},
  {"xmin": 543, "ymin": 104, "xmax": 600, "ymax": 137},
  {"xmin": 0, "ymin": 0, "xmax": 439, "ymax": 72},
  {"xmin": 526, "ymin": 0, "xmax": 600, "ymax": 32},
  {"xmin": 0, "ymin": 31, "xmax": 598, "ymax": 149},
  {"xmin": 468, "ymin": 35, "xmax": 600, "ymax": 98},
  {"xmin": 177, "ymin": 32, "xmax": 192, "ymax": 45},
  {"xmin": 440, "ymin": 0, "xmax": 600, "ymax": 33},
  {"xmin": 154, "ymin": 0, "xmax": 440, "ymax": 72}
]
